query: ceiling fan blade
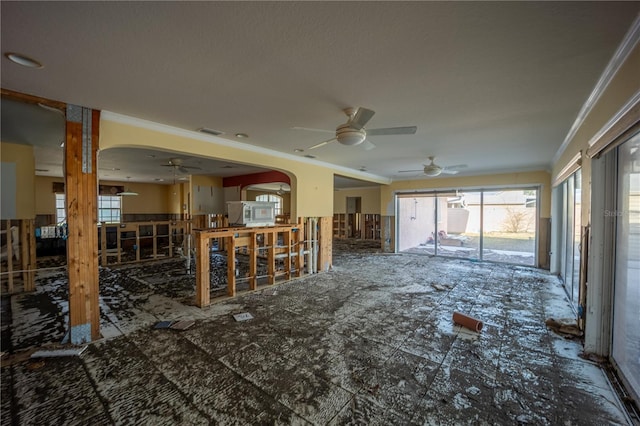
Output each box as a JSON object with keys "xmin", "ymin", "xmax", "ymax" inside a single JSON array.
[
  {"xmin": 361, "ymin": 140, "xmax": 376, "ymax": 151},
  {"xmin": 307, "ymin": 137, "xmax": 337, "ymax": 150},
  {"xmin": 398, "ymin": 169, "xmax": 423, "ymax": 173},
  {"xmin": 441, "ymin": 169, "xmax": 459, "ymax": 175},
  {"xmin": 183, "ymin": 165, "xmax": 202, "ymax": 170},
  {"xmin": 445, "ymin": 164, "xmax": 468, "ymax": 170},
  {"xmin": 179, "ymin": 166, "xmax": 191, "ymax": 174},
  {"xmin": 350, "ymin": 107, "xmax": 375, "ymax": 130},
  {"xmin": 291, "ymin": 126, "xmax": 334, "ymax": 133},
  {"xmin": 367, "ymin": 126, "xmax": 417, "ymax": 136}
]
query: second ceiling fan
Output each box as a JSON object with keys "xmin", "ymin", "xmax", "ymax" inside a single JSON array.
[{"xmin": 297, "ymin": 107, "xmax": 417, "ymax": 150}]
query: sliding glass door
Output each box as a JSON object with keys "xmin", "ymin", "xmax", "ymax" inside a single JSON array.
[
  {"xmin": 397, "ymin": 188, "xmax": 537, "ymax": 266},
  {"xmin": 611, "ymin": 133, "xmax": 640, "ymax": 401},
  {"xmin": 558, "ymin": 170, "xmax": 581, "ymax": 308}
]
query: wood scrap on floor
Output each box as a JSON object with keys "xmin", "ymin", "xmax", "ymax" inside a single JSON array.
[{"xmin": 545, "ymin": 317, "xmax": 583, "ymax": 338}]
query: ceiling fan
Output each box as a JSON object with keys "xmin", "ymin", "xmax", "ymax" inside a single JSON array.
[
  {"xmin": 296, "ymin": 107, "xmax": 417, "ymax": 150},
  {"xmin": 161, "ymin": 158, "xmax": 202, "ymax": 174},
  {"xmin": 398, "ymin": 156, "xmax": 467, "ymax": 177}
]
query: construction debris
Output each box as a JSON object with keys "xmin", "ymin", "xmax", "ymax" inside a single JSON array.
[
  {"xmin": 153, "ymin": 321, "xmax": 174, "ymax": 329},
  {"xmin": 233, "ymin": 312, "xmax": 254, "ymax": 322},
  {"xmin": 452, "ymin": 311, "xmax": 484, "ymax": 332},
  {"xmin": 545, "ymin": 317, "xmax": 583, "ymax": 338},
  {"xmin": 31, "ymin": 346, "xmax": 87, "ymax": 358},
  {"xmin": 170, "ymin": 320, "xmax": 195, "ymax": 331}
]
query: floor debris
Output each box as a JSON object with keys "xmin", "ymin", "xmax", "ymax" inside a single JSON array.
[
  {"xmin": 153, "ymin": 321, "xmax": 174, "ymax": 329},
  {"xmin": 545, "ymin": 317, "xmax": 583, "ymax": 338},
  {"xmin": 30, "ymin": 346, "xmax": 88, "ymax": 358},
  {"xmin": 170, "ymin": 320, "xmax": 195, "ymax": 330},
  {"xmin": 233, "ymin": 312, "xmax": 254, "ymax": 322}
]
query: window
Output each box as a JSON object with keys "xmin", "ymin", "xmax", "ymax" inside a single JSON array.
[
  {"xmin": 255, "ymin": 194, "xmax": 282, "ymax": 215},
  {"xmin": 98, "ymin": 195, "xmax": 121, "ymax": 223},
  {"xmin": 55, "ymin": 194, "xmax": 121, "ymax": 224},
  {"xmin": 55, "ymin": 193, "xmax": 66, "ymax": 224}
]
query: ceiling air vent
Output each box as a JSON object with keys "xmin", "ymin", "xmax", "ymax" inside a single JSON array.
[{"xmin": 197, "ymin": 127, "xmax": 225, "ymax": 136}]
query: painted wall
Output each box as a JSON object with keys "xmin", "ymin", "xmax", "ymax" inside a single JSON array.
[
  {"xmin": 100, "ymin": 116, "xmax": 390, "ymax": 219},
  {"xmin": 34, "ymin": 176, "xmax": 59, "ymax": 216},
  {"xmin": 552, "ymin": 42, "xmax": 640, "ymax": 229},
  {"xmin": 333, "ymin": 187, "xmax": 381, "ymax": 214},
  {"xmin": 1, "ymin": 142, "xmax": 35, "ymax": 219},
  {"xmin": 191, "ymin": 175, "xmax": 224, "ymax": 214}
]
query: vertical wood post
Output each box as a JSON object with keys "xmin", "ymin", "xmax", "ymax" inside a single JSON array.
[
  {"xmin": 5, "ymin": 220, "xmax": 14, "ymax": 293},
  {"xmin": 267, "ymin": 231, "xmax": 275, "ymax": 284},
  {"xmin": 318, "ymin": 217, "xmax": 333, "ymax": 272},
  {"xmin": 169, "ymin": 222, "xmax": 174, "ymax": 258},
  {"xmin": 227, "ymin": 236, "xmax": 236, "ymax": 297},
  {"xmin": 65, "ymin": 107, "xmax": 100, "ymax": 343},
  {"xmin": 135, "ymin": 224, "xmax": 140, "ymax": 262},
  {"xmin": 284, "ymin": 229, "xmax": 291, "ymax": 280},
  {"xmin": 100, "ymin": 222, "xmax": 107, "ymax": 266},
  {"xmin": 152, "ymin": 224, "xmax": 157, "ymax": 258},
  {"xmin": 249, "ymin": 232, "xmax": 257, "ymax": 290},
  {"xmin": 195, "ymin": 231, "xmax": 210, "ymax": 307},
  {"xmin": 27, "ymin": 219, "xmax": 36, "ymax": 291}
]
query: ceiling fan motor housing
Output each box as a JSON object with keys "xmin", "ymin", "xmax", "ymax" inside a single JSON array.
[
  {"xmin": 336, "ymin": 124, "xmax": 366, "ymax": 146},
  {"xmin": 423, "ymin": 166, "xmax": 442, "ymax": 177}
]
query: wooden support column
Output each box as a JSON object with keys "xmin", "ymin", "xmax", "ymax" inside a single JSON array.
[
  {"xmin": 152, "ymin": 224, "xmax": 157, "ymax": 258},
  {"xmin": 249, "ymin": 232, "xmax": 257, "ymax": 290},
  {"xmin": 195, "ymin": 231, "xmax": 210, "ymax": 307},
  {"xmin": 65, "ymin": 106, "xmax": 100, "ymax": 343},
  {"xmin": 267, "ymin": 231, "xmax": 275, "ymax": 284},
  {"xmin": 318, "ymin": 217, "xmax": 333, "ymax": 272},
  {"xmin": 227, "ymin": 236, "xmax": 236, "ymax": 297},
  {"xmin": 295, "ymin": 223, "xmax": 303, "ymax": 277}
]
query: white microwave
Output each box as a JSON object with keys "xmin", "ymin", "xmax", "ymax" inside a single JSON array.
[{"xmin": 226, "ymin": 201, "xmax": 276, "ymax": 227}]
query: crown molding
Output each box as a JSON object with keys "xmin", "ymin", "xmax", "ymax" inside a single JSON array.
[{"xmin": 552, "ymin": 13, "xmax": 640, "ymax": 165}]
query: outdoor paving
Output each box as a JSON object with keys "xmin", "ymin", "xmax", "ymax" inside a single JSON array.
[{"xmin": 0, "ymin": 241, "xmax": 632, "ymax": 425}]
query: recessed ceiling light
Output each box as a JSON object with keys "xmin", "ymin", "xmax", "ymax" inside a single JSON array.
[
  {"xmin": 146, "ymin": 154, "xmax": 156, "ymax": 158},
  {"xmin": 235, "ymin": 133, "xmax": 249, "ymax": 138},
  {"xmin": 294, "ymin": 149, "xmax": 304, "ymax": 153},
  {"xmin": 5, "ymin": 52, "xmax": 43, "ymax": 68},
  {"xmin": 198, "ymin": 127, "xmax": 225, "ymax": 136},
  {"xmin": 154, "ymin": 178, "xmax": 164, "ymax": 182}
]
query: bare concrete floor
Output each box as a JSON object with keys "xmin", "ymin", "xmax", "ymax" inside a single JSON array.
[{"xmin": 0, "ymin": 242, "xmax": 632, "ymax": 425}]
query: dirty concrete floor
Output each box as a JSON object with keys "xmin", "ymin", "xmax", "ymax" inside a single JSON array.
[{"xmin": 1, "ymin": 241, "xmax": 632, "ymax": 425}]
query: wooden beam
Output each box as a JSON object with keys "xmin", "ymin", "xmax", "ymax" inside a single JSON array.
[
  {"xmin": 1, "ymin": 88, "xmax": 66, "ymax": 111},
  {"xmin": 66, "ymin": 107, "xmax": 100, "ymax": 343},
  {"xmin": 195, "ymin": 231, "xmax": 210, "ymax": 307}
]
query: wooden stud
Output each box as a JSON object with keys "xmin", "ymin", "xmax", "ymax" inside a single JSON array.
[
  {"xmin": 20, "ymin": 220, "xmax": 29, "ymax": 290},
  {"xmin": 195, "ymin": 231, "xmax": 210, "ymax": 307},
  {"xmin": 152, "ymin": 224, "xmax": 157, "ymax": 258},
  {"xmin": 26, "ymin": 220, "xmax": 36, "ymax": 292},
  {"xmin": 5, "ymin": 220, "xmax": 14, "ymax": 293},
  {"xmin": 135, "ymin": 224, "xmax": 141, "ymax": 262},
  {"xmin": 227, "ymin": 236, "xmax": 236, "ymax": 297},
  {"xmin": 318, "ymin": 217, "xmax": 333, "ymax": 272},
  {"xmin": 283, "ymin": 229, "xmax": 291, "ymax": 280},
  {"xmin": 249, "ymin": 232, "xmax": 257, "ymax": 290},
  {"xmin": 267, "ymin": 231, "xmax": 275, "ymax": 284},
  {"xmin": 169, "ymin": 222, "xmax": 174, "ymax": 258},
  {"xmin": 100, "ymin": 222, "xmax": 107, "ymax": 266}
]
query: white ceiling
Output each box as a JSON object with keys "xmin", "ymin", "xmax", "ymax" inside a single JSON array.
[{"xmin": 1, "ymin": 2, "xmax": 639, "ymax": 187}]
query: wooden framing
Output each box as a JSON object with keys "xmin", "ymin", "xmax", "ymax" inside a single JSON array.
[
  {"xmin": 1, "ymin": 220, "xmax": 37, "ymax": 294},
  {"xmin": 194, "ymin": 224, "xmax": 304, "ymax": 307},
  {"xmin": 99, "ymin": 220, "xmax": 191, "ymax": 266}
]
